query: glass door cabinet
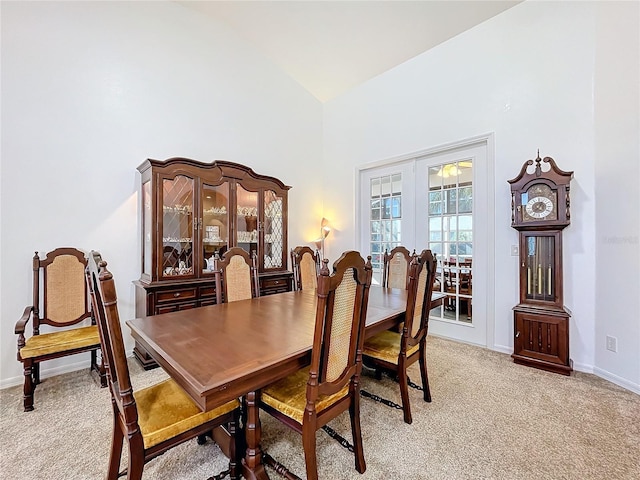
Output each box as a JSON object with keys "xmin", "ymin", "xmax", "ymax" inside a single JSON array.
[{"xmin": 135, "ymin": 158, "xmax": 293, "ymax": 368}]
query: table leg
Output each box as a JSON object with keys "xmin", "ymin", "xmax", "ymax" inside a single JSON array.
[{"xmin": 241, "ymin": 390, "xmax": 270, "ymax": 480}]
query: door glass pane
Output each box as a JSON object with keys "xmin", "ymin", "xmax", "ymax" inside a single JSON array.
[
  {"xmin": 369, "ymin": 172, "xmax": 402, "ymax": 283},
  {"xmin": 162, "ymin": 175, "xmax": 194, "ymax": 278},
  {"xmin": 202, "ymin": 182, "xmax": 229, "ymax": 273},
  {"xmin": 428, "ymin": 159, "xmax": 473, "ymax": 324},
  {"xmin": 236, "ymin": 185, "xmax": 258, "ymax": 259},
  {"xmin": 264, "ymin": 190, "xmax": 284, "ymax": 269}
]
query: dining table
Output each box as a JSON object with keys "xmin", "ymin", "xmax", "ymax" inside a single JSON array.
[{"xmin": 127, "ymin": 285, "xmax": 444, "ymax": 480}]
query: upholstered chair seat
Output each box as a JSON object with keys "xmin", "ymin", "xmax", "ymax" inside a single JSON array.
[
  {"xmin": 362, "ymin": 330, "xmax": 419, "ymax": 364},
  {"xmin": 261, "ymin": 367, "xmax": 349, "ymax": 424},
  {"xmin": 134, "ymin": 379, "xmax": 239, "ymax": 449},
  {"xmin": 19, "ymin": 325, "xmax": 100, "ymax": 359}
]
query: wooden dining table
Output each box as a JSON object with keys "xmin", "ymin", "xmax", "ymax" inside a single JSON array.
[{"xmin": 127, "ymin": 286, "xmax": 444, "ymax": 480}]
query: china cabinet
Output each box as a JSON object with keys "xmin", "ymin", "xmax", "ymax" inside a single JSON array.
[
  {"xmin": 134, "ymin": 157, "xmax": 293, "ymax": 368},
  {"xmin": 508, "ymin": 153, "xmax": 573, "ymax": 375}
]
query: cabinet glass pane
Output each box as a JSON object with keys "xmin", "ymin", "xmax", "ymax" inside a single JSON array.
[
  {"xmin": 264, "ymin": 190, "xmax": 284, "ymax": 269},
  {"xmin": 202, "ymin": 182, "xmax": 229, "ymax": 273},
  {"xmin": 162, "ymin": 175, "xmax": 194, "ymax": 277},
  {"xmin": 236, "ymin": 185, "xmax": 258, "ymax": 258},
  {"xmin": 142, "ymin": 180, "xmax": 151, "ymax": 276}
]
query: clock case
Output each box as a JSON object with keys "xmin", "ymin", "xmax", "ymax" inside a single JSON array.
[{"xmin": 508, "ymin": 155, "xmax": 574, "ymax": 375}]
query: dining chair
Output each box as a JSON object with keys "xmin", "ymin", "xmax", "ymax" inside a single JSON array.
[
  {"xmin": 14, "ymin": 247, "xmax": 106, "ymax": 411},
  {"xmin": 86, "ymin": 251, "xmax": 241, "ymax": 480},
  {"xmin": 290, "ymin": 245, "xmax": 320, "ymax": 290},
  {"xmin": 382, "ymin": 246, "xmax": 413, "ymax": 289},
  {"xmin": 260, "ymin": 251, "xmax": 373, "ymax": 480},
  {"xmin": 458, "ymin": 268, "xmax": 472, "ymax": 320},
  {"xmin": 213, "ymin": 247, "xmax": 260, "ymax": 303},
  {"xmin": 362, "ymin": 249, "xmax": 437, "ymax": 424}
]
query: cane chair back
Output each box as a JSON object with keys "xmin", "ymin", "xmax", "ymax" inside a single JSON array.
[
  {"xmin": 363, "ymin": 249, "xmax": 437, "ymax": 424},
  {"xmin": 260, "ymin": 251, "xmax": 373, "ymax": 480},
  {"xmin": 213, "ymin": 247, "xmax": 259, "ymax": 303},
  {"xmin": 14, "ymin": 247, "xmax": 105, "ymax": 411},
  {"xmin": 86, "ymin": 251, "xmax": 240, "ymax": 480},
  {"xmin": 382, "ymin": 246, "xmax": 413, "ymax": 289},
  {"xmin": 290, "ymin": 246, "xmax": 320, "ymax": 291}
]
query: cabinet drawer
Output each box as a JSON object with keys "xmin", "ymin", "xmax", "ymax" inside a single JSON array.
[
  {"xmin": 156, "ymin": 301, "xmax": 197, "ymax": 314},
  {"xmin": 199, "ymin": 285, "xmax": 217, "ymax": 298},
  {"xmin": 156, "ymin": 288, "xmax": 197, "ymax": 303},
  {"xmin": 261, "ymin": 277, "xmax": 288, "ymax": 290}
]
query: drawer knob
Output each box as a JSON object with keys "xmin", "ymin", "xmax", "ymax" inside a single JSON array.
[{"xmin": 174, "ymin": 292, "xmax": 181, "ymax": 298}]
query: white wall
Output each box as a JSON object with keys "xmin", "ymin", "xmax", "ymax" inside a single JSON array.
[
  {"xmin": 593, "ymin": 1, "xmax": 640, "ymax": 390},
  {"xmin": 0, "ymin": 1, "xmax": 323, "ymax": 387},
  {"xmin": 323, "ymin": 1, "xmax": 639, "ymax": 391}
]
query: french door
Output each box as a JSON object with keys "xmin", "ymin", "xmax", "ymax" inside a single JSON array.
[{"xmin": 358, "ymin": 138, "xmax": 492, "ymax": 347}]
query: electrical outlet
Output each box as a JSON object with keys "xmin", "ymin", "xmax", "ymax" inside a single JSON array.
[
  {"xmin": 606, "ymin": 335, "xmax": 617, "ymax": 353},
  {"xmin": 511, "ymin": 244, "xmax": 519, "ymax": 256}
]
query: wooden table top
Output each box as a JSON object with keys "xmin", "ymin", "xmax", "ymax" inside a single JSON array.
[{"xmin": 127, "ymin": 286, "xmax": 443, "ymax": 411}]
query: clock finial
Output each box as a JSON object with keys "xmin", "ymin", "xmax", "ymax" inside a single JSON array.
[{"xmin": 534, "ymin": 152, "xmax": 542, "ymax": 177}]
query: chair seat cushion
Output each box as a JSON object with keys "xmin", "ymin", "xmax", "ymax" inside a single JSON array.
[
  {"xmin": 20, "ymin": 325, "xmax": 100, "ymax": 359},
  {"xmin": 261, "ymin": 367, "xmax": 349, "ymax": 424},
  {"xmin": 134, "ymin": 378, "xmax": 239, "ymax": 449},
  {"xmin": 363, "ymin": 330, "xmax": 418, "ymax": 364}
]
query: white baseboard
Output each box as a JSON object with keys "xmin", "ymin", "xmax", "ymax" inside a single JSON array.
[
  {"xmin": 0, "ymin": 358, "xmax": 93, "ymax": 390},
  {"xmin": 593, "ymin": 367, "xmax": 640, "ymax": 395},
  {"xmin": 0, "ymin": 349, "xmax": 134, "ymax": 390},
  {"xmin": 490, "ymin": 344, "xmax": 512, "ymax": 355}
]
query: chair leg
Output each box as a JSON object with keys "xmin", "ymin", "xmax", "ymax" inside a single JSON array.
[
  {"xmin": 398, "ymin": 371, "xmax": 412, "ymax": 424},
  {"xmin": 302, "ymin": 422, "xmax": 319, "ymax": 480},
  {"xmin": 33, "ymin": 362, "xmax": 41, "ymax": 385},
  {"xmin": 126, "ymin": 434, "xmax": 145, "ymax": 480},
  {"xmin": 107, "ymin": 413, "xmax": 124, "ymax": 480},
  {"xmin": 22, "ymin": 359, "xmax": 35, "ymax": 412},
  {"xmin": 92, "ymin": 350, "xmax": 108, "ymax": 388},
  {"xmin": 349, "ymin": 394, "xmax": 366, "ymax": 474},
  {"xmin": 420, "ymin": 351, "xmax": 432, "ymax": 403}
]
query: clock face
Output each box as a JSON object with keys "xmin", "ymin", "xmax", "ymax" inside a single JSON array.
[
  {"xmin": 521, "ymin": 184, "xmax": 557, "ymax": 222},
  {"xmin": 525, "ymin": 196, "xmax": 553, "ymax": 219}
]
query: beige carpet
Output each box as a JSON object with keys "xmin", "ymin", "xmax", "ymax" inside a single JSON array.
[{"xmin": 1, "ymin": 336, "xmax": 638, "ymax": 479}]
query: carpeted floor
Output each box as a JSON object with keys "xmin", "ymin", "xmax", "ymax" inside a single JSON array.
[{"xmin": 1, "ymin": 336, "xmax": 638, "ymax": 479}]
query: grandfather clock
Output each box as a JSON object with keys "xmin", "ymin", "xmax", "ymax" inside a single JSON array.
[{"xmin": 508, "ymin": 153, "xmax": 574, "ymax": 375}]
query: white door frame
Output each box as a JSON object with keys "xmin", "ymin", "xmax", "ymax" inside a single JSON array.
[{"xmin": 356, "ymin": 133, "xmax": 495, "ymax": 348}]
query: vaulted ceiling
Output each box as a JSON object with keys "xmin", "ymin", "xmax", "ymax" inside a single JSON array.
[{"xmin": 178, "ymin": 1, "xmax": 522, "ymax": 101}]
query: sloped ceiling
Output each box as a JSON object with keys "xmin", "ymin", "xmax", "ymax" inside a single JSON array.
[{"xmin": 178, "ymin": 1, "xmax": 522, "ymax": 102}]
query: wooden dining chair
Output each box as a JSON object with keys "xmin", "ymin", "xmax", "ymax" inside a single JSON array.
[
  {"xmin": 290, "ymin": 245, "xmax": 320, "ymax": 291},
  {"xmin": 362, "ymin": 249, "xmax": 437, "ymax": 424},
  {"xmin": 382, "ymin": 246, "xmax": 413, "ymax": 289},
  {"xmin": 260, "ymin": 251, "xmax": 373, "ymax": 480},
  {"xmin": 458, "ymin": 268, "xmax": 473, "ymax": 320},
  {"xmin": 213, "ymin": 247, "xmax": 260, "ymax": 303},
  {"xmin": 86, "ymin": 251, "xmax": 241, "ymax": 480},
  {"xmin": 14, "ymin": 247, "xmax": 106, "ymax": 411}
]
